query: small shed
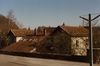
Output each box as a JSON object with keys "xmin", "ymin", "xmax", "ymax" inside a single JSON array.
[{"xmin": 7, "ymin": 29, "xmax": 33, "ymax": 44}]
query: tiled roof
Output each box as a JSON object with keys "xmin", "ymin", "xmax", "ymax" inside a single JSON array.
[
  {"xmin": 24, "ymin": 35, "xmax": 46, "ymax": 43},
  {"xmin": 1, "ymin": 41, "xmax": 36, "ymax": 53},
  {"xmin": 10, "ymin": 29, "xmax": 33, "ymax": 37},
  {"xmin": 2, "ymin": 33, "xmax": 48, "ymax": 52},
  {"xmin": 60, "ymin": 26, "xmax": 88, "ymax": 37}
]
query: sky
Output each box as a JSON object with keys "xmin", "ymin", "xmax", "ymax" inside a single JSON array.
[{"xmin": 0, "ymin": 0, "xmax": 100, "ymax": 28}]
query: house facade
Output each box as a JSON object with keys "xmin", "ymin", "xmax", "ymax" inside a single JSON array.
[
  {"xmin": 60, "ymin": 26, "xmax": 88, "ymax": 56},
  {"xmin": 71, "ymin": 37, "xmax": 88, "ymax": 56}
]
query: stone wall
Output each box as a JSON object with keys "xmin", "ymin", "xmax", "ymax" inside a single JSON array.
[{"xmin": 71, "ymin": 37, "xmax": 88, "ymax": 56}]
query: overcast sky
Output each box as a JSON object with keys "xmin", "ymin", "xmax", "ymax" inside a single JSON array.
[{"xmin": 0, "ymin": 0, "xmax": 100, "ymax": 28}]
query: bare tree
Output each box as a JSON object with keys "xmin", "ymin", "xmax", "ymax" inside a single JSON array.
[
  {"xmin": 7, "ymin": 9, "xmax": 24, "ymax": 28},
  {"xmin": 7, "ymin": 9, "xmax": 16, "ymax": 22},
  {"xmin": 16, "ymin": 21, "xmax": 24, "ymax": 28}
]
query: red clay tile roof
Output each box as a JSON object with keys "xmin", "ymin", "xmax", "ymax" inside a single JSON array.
[
  {"xmin": 60, "ymin": 26, "xmax": 88, "ymax": 37},
  {"xmin": 2, "ymin": 35, "xmax": 47, "ymax": 53},
  {"xmin": 10, "ymin": 29, "xmax": 33, "ymax": 37},
  {"xmin": 1, "ymin": 41, "xmax": 36, "ymax": 53}
]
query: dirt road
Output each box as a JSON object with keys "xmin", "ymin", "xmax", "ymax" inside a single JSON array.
[{"xmin": 0, "ymin": 54, "xmax": 99, "ymax": 66}]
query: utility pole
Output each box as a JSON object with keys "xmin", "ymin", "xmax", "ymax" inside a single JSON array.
[{"xmin": 80, "ymin": 13, "xmax": 100, "ymax": 66}]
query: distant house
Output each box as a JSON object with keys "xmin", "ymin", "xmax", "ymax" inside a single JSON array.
[
  {"xmin": 2, "ymin": 26, "xmax": 56, "ymax": 53},
  {"xmin": 61, "ymin": 26, "xmax": 88, "ymax": 56},
  {"xmin": 37, "ymin": 26, "xmax": 88, "ymax": 56},
  {"xmin": 7, "ymin": 29, "xmax": 33, "ymax": 44}
]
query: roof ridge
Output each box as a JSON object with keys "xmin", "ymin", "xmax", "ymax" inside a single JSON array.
[{"xmin": 59, "ymin": 25, "xmax": 88, "ymax": 37}]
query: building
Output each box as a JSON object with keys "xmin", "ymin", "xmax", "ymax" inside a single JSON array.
[
  {"xmin": 2, "ymin": 26, "xmax": 56, "ymax": 53},
  {"xmin": 7, "ymin": 29, "xmax": 33, "ymax": 44},
  {"xmin": 37, "ymin": 26, "xmax": 88, "ymax": 56},
  {"xmin": 4, "ymin": 25, "xmax": 89, "ymax": 56}
]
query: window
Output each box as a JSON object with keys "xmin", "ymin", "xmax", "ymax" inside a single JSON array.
[{"xmin": 76, "ymin": 40, "xmax": 79, "ymax": 47}]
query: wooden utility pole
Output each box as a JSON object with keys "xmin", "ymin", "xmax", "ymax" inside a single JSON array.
[{"xmin": 80, "ymin": 14, "xmax": 100, "ymax": 66}]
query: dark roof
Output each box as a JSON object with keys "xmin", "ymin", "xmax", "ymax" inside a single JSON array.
[
  {"xmin": 60, "ymin": 26, "xmax": 88, "ymax": 37},
  {"xmin": 10, "ymin": 29, "xmax": 33, "ymax": 37}
]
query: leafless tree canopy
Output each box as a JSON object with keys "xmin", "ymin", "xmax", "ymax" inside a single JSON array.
[{"xmin": 7, "ymin": 9, "xmax": 24, "ymax": 28}]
